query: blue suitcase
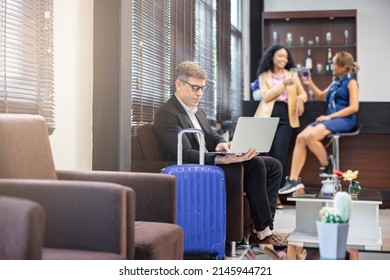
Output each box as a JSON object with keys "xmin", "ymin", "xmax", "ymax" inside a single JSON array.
[{"xmin": 162, "ymin": 128, "xmax": 226, "ymax": 259}]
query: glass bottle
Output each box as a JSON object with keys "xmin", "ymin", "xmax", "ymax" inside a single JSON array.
[
  {"xmin": 325, "ymin": 48, "xmax": 333, "ymax": 74},
  {"xmin": 305, "ymin": 49, "xmax": 312, "ymax": 71}
]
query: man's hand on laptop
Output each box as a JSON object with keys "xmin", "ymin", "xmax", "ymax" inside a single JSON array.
[
  {"xmin": 215, "ymin": 142, "xmax": 231, "ymax": 152},
  {"xmin": 214, "ymin": 148, "xmax": 259, "ymax": 165}
]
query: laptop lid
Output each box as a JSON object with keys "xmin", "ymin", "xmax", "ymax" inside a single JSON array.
[{"xmin": 223, "ymin": 117, "xmax": 279, "ymax": 154}]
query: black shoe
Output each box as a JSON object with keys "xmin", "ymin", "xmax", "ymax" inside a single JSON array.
[
  {"xmin": 249, "ymin": 233, "xmax": 288, "ymax": 247},
  {"xmin": 278, "ymin": 177, "xmax": 305, "ymax": 195},
  {"xmin": 319, "ymin": 155, "xmax": 334, "ymax": 177}
]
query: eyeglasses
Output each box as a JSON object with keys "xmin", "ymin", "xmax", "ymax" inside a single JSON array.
[{"xmin": 181, "ymin": 80, "xmax": 209, "ymax": 92}]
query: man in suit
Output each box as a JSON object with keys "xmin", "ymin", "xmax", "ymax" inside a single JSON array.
[{"xmin": 154, "ymin": 61, "xmax": 285, "ymax": 246}]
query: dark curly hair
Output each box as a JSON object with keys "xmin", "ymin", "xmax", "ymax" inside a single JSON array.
[{"xmin": 256, "ymin": 45, "xmax": 295, "ymax": 76}]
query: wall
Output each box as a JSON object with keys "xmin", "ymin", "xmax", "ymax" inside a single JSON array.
[
  {"xmin": 92, "ymin": 0, "xmax": 121, "ymax": 171},
  {"xmin": 263, "ymin": 0, "xmax": 390, "ymax": 102},
  {"xmin": 50, "ymin": 0, "xmax": 94, "ymax": 170}
]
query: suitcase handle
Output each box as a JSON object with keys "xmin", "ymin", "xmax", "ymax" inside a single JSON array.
[{"xmin": 177, "ymin": 128, "xmax": 205, "ymax": 165}]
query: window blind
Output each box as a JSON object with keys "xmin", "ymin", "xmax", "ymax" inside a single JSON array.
[
  {"xmin": 130, "ymin": 0, "xmax": 242, "ymax": 134},
  {"xmin": 229, "ymin": 0, "xmax": 243, "ymax": 122},
  {"xmin": 0, "ymin": 0, "xmax": 55, "ymax": 133},
  {"xmin": 130, "ymin": 0, "xmax": 171, "ymax": 132},
  {"xmin": 194, "ymin": 0, "xmax": 217, "ymax": 120}
]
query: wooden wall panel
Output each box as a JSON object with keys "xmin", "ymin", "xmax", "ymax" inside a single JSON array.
[{"xmin": 289, "ymin": 134, "xmax": 390, "ymax": 191}]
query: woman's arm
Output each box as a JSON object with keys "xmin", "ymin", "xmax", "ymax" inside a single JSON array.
[{"xmin": 303, "ymin": 75, "xmax": 329, "ymax": 101}]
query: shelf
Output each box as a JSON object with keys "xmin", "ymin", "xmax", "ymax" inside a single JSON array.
[
  {"xmin": 267, "ymin": 43, "xmax": 356, "ymax": 49},
  {"xmin": 262, "ymin": 10, "xmax": 357, "ymax": 90}
]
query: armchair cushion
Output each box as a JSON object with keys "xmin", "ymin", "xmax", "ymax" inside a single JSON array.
[
  {"xmin": 136, "ymin": 124, "xmax": 166, "ymax": 160},
  {"xmin": 0, "ymin": 114, "xmax": 57, "ymax": 180},
  {"xmin": 134, "ymin": 221, "xmax": 183, "ymax": 260}
]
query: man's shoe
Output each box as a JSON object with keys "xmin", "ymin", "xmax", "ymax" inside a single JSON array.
[
  {"xmin": 278, "ymin": 177, "xmax": 304, "ymax": 195},
  {"xmin": 249, "ymin": 233, "xmax": 287, "ymax": 247},
  {"xmin": 319, "ymin": 155, "xmax": 334, "ymax": 177}
]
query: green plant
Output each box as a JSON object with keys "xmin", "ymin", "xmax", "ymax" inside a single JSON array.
[{"xmin": 319, "ymin": 192, "xmax": 352, "ymax": 223}]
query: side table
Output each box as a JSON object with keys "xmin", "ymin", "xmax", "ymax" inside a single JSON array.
[{"xmin": 287, "ymin": 195, "xmax": 382, "ymax": 251}]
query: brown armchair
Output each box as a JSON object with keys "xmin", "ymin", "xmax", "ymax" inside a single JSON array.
[
  {"xmin": 0, "ymin": 114, "xmax": 183, "ymax": 260},
  {"xmin": 0, "ymin": 196, "xmax": 44, "ymax": 260},
  {"xmin": 0, "ymin": 179, "xmax": 132, "ymax": 260},
  {"xmin": 131, "ymin": 124, "xmax": 253, "ymax": 257}
]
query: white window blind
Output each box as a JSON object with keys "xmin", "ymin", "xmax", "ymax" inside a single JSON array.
[
  {"xmin": 0, "ymin": 0, "xmax": 55, "ymax": 133},
  {"xmin": 130, "ymin": 0, "xmax": 171, "ymax": 131}
]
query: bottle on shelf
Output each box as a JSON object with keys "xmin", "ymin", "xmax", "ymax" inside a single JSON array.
[
  {"xmin": 305, "ymin": 49, "xmax": 312, "ymax": 72},
  {"xmin": 326, "ymin": 48, "xmax": 333, "ymax": 73}
]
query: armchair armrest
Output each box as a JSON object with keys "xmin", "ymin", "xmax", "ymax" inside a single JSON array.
[
  {"xmin": 56, "ymin": 170, "xmax": 177, "ymax": 224},
  {"xmin": 0, "ymin": 196, "xmax": 44, "ymax": 259}
]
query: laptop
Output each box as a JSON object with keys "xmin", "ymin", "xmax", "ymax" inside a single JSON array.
[{"xmin": 209, "ymin": 117, "xmax": 279, "ymax": 155}]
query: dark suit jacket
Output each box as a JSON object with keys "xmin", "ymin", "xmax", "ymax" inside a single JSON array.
[{"xmin": 154, "ymin": 95, "xmax": 225, "ymax": 165}]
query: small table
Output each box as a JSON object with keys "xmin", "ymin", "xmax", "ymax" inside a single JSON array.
[{"xmin": 287, "ymin": 195, "xmax": 382, "ymax": 251}]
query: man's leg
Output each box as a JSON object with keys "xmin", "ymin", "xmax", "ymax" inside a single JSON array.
[
  {"xmin": 262, "ymin": 156, "xmax": 283, "ymax": 223},
  {"xmin": 242, "ymin": 156, "xmax": 282, "ymax": 232}
]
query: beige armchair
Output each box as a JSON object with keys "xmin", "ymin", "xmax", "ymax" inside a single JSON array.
[{"xmin": 0, "ymin": 114, "xmax": 183, "ymax": 260}]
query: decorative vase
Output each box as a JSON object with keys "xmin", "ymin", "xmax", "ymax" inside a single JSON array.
[
  {"xmin": 348, "ymin": 180, "xmax": 361, "ymax": 200},
  {"xmin": 316, "ymin": 221, "xmax": 349, "ymax": 260}
]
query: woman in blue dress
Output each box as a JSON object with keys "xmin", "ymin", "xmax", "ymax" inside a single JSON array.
[{"xmin": 279, "ymin": 51, "xmax": 360, "ymax": 194}]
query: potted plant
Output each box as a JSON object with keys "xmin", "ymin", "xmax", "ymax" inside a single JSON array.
[{"xmin": 316, "ymin": 191, "xmax": 352, "ymax": 259}]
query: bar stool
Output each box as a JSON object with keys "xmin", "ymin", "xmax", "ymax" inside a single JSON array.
[{"xmin": 326, "ymin": 124, "xmax": 362, "ymax": 170}]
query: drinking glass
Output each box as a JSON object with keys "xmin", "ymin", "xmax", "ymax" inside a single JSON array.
[
  {"xmin": 326, "ymin": 32, "xmax": 332, "ymax": 45},
  {"xmin": 286, "ymin": 32, "xmax": 293, "ymax": 45},
  {"xmin": 315, "ymin": 36, "xmax": 320, "ymax": 46},
  {"xmin": 300, "ymin": 67, "xmax": 310, "ymax": 79},
  {"xmin": 290, "ymin": 68, "xmax": 298, "ymax": 80},
  {"xmin": 272, "ymin": 31, "xmax": 278, "ymax": 44},
  {"xmin": 316, "ymin": 63, "xmax": 323, "ymax": 73},
  {"xmin": 300, "ymin": 36, "xmax": 304, "ymax": 45},
  {"xmin": 344, "ymin": 30, "xmax": 349, "ymax": 44}
]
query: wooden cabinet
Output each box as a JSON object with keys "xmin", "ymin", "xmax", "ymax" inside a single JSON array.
[{"xmin": 262, "ymin": 10, "xmax": 357, "ymax": 91}]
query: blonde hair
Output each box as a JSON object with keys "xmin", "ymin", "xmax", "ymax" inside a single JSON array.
[
  {"xmin": 334, "ymin": 51, "xmax": 360, "ymax": 74},
  {"xmin": 175, "ymin": 61, "xmax": 208, "ymax": 81}
]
